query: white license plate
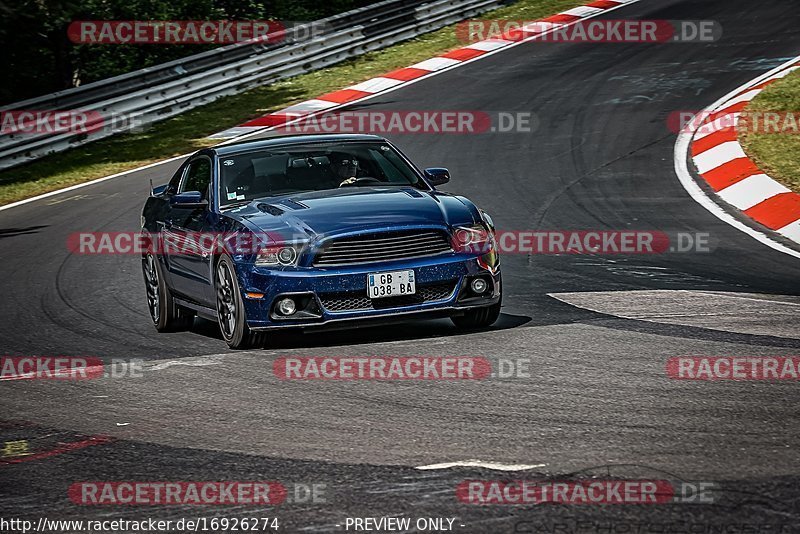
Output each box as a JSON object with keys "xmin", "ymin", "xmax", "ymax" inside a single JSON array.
[{"xmin": 368, "ymin": 270, "xmax": 416, "ymax": 299}]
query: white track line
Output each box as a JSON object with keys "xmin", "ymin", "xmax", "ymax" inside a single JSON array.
[
  {"xmin": 416, "ymin": 460, "xmax": 546, "ymax": 471},
  {"xmin": 673, "ymin": 55, "xmax": 800, "ymax": 261},
  {"xmin": 0, "ymin": 0, "xmax": 643, "ymax": 214}
]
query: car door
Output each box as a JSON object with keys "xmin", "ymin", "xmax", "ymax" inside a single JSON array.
[{"xmin": 163, "ymin": 156, "xmax": 216, "ymax": 300}]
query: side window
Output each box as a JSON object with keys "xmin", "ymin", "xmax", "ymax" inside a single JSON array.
[
  {"xmin": 166, "ymin": 165, "xmax": 185, "ymax": 195},
  {"xmin": 368, "ymin": 148, "xmax": 417, "ymax": 184},
  {"xmin": 181, "ymin": 158, "xmax": 212, "ymax": 198}
]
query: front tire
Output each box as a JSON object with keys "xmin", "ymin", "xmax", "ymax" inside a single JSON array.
[
  {"xmin": 215, "ymin": 255, "xmax": 265, "ymax": 349},
  {"xmin": 142, "ymin": 253, "xmax": 195, "ymax": 332},
  {"xmin": 451, "ymin": 300, "xmax": 501, "ymax": 329},
  {"xmin": 451, "ymin": 277, "xmax": 502, "ymax": 329}
]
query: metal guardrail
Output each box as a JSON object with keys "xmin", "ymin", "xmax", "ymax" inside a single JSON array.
[{"xmin": 0, "ymin": 0, "xmax": 505, "ymax": 170}]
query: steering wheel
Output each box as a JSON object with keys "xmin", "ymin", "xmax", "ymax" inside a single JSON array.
[{"xmin": 338, "ymin": 176, "xmax": 383, "ymax": 187}]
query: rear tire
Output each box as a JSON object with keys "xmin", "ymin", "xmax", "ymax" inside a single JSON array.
[
  {"xmin": 215, "ymin": 254, "xmax": 265, "ymax": 349},
  {"xmin": 142, "ymin": 253, "xmax": 195, "ymax": 332}
]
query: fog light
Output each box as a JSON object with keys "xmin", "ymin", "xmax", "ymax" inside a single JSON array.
[
  {"xmin": 471, "ymin": 278, "xmax": 488, "ymax": 294},
  {"xmin": 277, "ymin": 298, "xmax": 297, "ymax": 315}
]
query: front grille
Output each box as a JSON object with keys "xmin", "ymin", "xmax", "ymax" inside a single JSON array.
[
  {"xmin": 313, "ymin": 229, "xmax": 452, "ymax": 266},
  {"xmin": 319, "ymin": 281, "xmax": 457, "ymax": 312}
]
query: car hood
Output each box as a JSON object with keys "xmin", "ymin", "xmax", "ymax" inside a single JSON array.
[{"xmin": 225, "ymin": 187, "xmax": 477, "ymax": 242}]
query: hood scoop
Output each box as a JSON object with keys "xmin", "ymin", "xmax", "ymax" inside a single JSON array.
[
  {"xmin": 404, "ymin": 188, "xmax": 425, "ymax": 198},
  {"xmin": 256, "ymin": 203, "xmax": 285, "ymax": 216},
  {"xmin": 275, "ymin": 198, "xmax": 310, "ymax": 211}
]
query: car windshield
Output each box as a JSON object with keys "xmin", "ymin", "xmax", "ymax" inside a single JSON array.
[{"xmin": 218, "ymin": 142, "xmax": 422, "ymax": 206}]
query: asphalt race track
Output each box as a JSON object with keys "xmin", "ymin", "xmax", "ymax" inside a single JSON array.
[{"xmin": 2, "ymin": 0, "xmax": 800, "ymax": 531}]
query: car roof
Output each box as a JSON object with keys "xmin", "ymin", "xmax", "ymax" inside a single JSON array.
[{"xmin": 212, "ymin": 134, "xmax": 388, "ymax": 156}]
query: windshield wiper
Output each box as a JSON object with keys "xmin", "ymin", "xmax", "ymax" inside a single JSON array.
[{"xmin": 221, "ymin": 200, "xmax": 251, "ymax": 209}]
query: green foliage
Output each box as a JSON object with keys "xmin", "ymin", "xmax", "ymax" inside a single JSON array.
[
  {"xmin": 0, "ymin": 0, "xmax": 372, "ymax": 104},
  {"xmin": 740, "ymin": 70, "xmax": 800, "ymax": 193},
  {"xmin": 0, "ymin": 0, "xmax": 582, "ymax": 205}
]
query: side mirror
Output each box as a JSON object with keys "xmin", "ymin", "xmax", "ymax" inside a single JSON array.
[
  {"xmin": 151, "ymin": 183, "xmax": 168, "ymax": 196},
  {"xmin": 170, "ymin": 191, "xmax": 208, "ymax": 209},
  {"xmin": 424, "ymin": 167, "xmax": 450, "ymax": 186}
]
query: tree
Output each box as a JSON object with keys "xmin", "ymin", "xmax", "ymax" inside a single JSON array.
[{"xmin": 0, "ymin": 0, "xmax": 372, "ymax": 105}]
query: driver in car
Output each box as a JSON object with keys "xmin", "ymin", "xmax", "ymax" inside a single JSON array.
[{"xmin": 336, "ymin": 157, "xmax": 361, "ymax": 187}]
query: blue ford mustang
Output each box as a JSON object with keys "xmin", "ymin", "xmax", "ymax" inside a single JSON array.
[{"xmin": 141, "ymin": 134, "xmax": 501, "ymax": 348}]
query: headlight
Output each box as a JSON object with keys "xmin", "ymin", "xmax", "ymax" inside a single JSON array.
[
  {"xmin": 479, "ymin": 209, "xmax": 495, "ymax": 232},
  {"xmin": 256, "ymin": 245, "xmax": 299, "ymax": 266},
  {"xmin": 277, "ymin": 246, "xmax": 297, "ymax": 264},
  {"xmin": 453, "ymin": 224, "xmax": 493, "ymax": 252}
]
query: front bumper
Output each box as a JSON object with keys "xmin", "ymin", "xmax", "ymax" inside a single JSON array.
[{"xmin": 236, "ymin": 253, "xmax": 500, "ymax": 331}]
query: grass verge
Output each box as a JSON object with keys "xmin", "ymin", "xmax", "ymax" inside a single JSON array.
[
  {"xmin": 739, "ymin": 69, "xmax": 800, "ymax": 193},
  {"xmin": 0, "ymin": 0, "xmax": 585, "ymax": 206}
]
